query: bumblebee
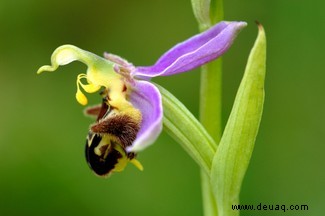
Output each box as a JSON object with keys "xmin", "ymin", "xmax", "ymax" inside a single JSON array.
[{"xmin": 84, "ymin": 90, "xmax": 143, "ymax": 177}]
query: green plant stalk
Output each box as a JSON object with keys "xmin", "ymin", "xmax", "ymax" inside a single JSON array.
[
  {"xmin": 199, "ymin": 60, "xmax": 223, "ymax": 141},
  {"xmin": 199, "ymin": 60, "xmax": 222, "ymax": 216},
  {"xmin": 199, "ymin": 1, "xmax": 224, "ymax": 216},
  {"xmin": 210, "ymin": 0, "xmax": 224, "ymax": 25}
]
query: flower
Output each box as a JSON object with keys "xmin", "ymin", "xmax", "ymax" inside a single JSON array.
[{"xmin": 37, "ymin": 21, "xmax": 246, "ymax": 176}]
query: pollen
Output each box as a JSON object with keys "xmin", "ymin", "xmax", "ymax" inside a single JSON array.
[
  {"xmin": 76, "ymin": 89, "xmax": 88, "ymax": 106},
  {"xmin": 75, "ymin": 74, "xmax": 101, "ymax": 105}
]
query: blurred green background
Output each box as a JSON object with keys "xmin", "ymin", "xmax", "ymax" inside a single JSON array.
[{"xmin": 0, "ymin": 0, "xmax": 324, "ymax": 215}]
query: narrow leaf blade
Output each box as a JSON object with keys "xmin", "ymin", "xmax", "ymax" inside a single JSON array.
[
  {"xmin": 211, "ymin": 24, "xmax": 266, "ymax": 216},
  {"xmin": 156, "ymin": 84, "xmax": 217, "ymax": 174}
]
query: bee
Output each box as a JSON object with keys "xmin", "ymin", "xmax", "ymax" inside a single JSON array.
[{"xmin": 84, "ymin": 90, "xmax": 143, "ymax": 177}]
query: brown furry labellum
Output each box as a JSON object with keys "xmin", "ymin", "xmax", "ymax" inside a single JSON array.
[{"xmin": 84, "ymin": 94, "xmax": 142, "ymax": 176}]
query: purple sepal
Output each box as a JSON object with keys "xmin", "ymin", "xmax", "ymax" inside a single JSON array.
[
  {"xmin": 133, "ymin": 21, "xmax": 247, "ymax": 78},
  {"xmin": 127, "ymin": 80, "xmax": 163, "ymax": 152}
]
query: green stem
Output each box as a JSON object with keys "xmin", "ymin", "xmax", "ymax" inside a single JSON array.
[
  {"xmin": 199, "ymin": 60, "xmax": 223, "ymax": 140},
  {"xmin": 199, "ymin": 53, "xmax": 222, "ymax": 216},
  {"xmin": 199, "ymin": 1, "xmax": 224, "ymax": 216},
  {"xmin": 210, "ymin": 0, "xmax": 224, "ymax": 25}
]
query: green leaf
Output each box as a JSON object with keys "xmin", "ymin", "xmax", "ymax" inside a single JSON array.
[
  {"xmin": 210, "ymin": 23, "xmax": 266, "ymax": 216},
  {"xmin": 155, "ymin": 84, "xmax": 217, "ymax": 174}
]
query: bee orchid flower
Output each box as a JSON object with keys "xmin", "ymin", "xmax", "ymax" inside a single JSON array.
[{"xmin": 37, "ymin": 21, "xmax": 246, "ymax": 176}]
